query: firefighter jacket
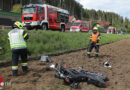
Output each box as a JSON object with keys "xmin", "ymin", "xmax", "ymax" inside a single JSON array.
[
  {"xmin": 90, "ymin": 32, "xmax": 100, "ymax": 42},
  {"xmin": 8, "ymin": 28, "xmax": 28, "ymax": 49}
]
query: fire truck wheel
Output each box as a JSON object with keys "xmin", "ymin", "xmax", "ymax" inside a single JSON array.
[
  {"xmin": 61, "ymin": 26, "xmax": 65, "ymax": 32},
  {"xmin": 42, "ymin": 24, "xmax": 48, "ymax": 30}
]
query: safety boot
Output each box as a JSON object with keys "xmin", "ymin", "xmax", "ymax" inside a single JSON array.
[
  {"xmin": 12, "ymin": 70, "xmax": 18, "ymax": 76},
  {"xmin": 87, "ymin": 54, "xmax": 91, "ymax": 58},
  {"xmin": 22, "ymin": 66, "xmax": 29, "ymax": 73},
  {"xmin": 95, "ymin": 54, "xmax": 99, "ymax": 57}
]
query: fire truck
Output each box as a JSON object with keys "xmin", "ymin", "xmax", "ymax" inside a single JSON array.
[
  {"xmin": 21, "ymin": 4, "xmax": 69, "ymax": 31},
  {"xmin": 70, "ymin": 20, "xmax": 91, "ymax": 32}
]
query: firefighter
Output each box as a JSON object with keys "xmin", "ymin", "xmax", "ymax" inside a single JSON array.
[
  {"xmin": 87, "ymin": 27, "xmax": 101, "ymax": 58},
  {"xmin": 8, "ymin": 21, "xmax": 29, "ymax": 76}
]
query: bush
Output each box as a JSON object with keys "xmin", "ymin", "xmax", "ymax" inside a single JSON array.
[{"xmin": 11, "ymin": 4, "xmax": 22, "ymax": 13}]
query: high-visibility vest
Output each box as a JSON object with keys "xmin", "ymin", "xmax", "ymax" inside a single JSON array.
[
  {"xmin": 8, "ymin": 28, "xmax": 27, "ymax": 49},
  {"xmin": 91, "ymin": 32, "xmax": 100, "ymax": 42}
]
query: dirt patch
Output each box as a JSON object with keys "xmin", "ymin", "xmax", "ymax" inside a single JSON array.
[{"xmin": 1, "ymin": 38, "xmax": 130, "ymax": 90}]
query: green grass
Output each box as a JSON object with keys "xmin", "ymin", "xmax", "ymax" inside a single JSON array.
[{"xmin": 0, "ymin": 29, "xmax": 130, "ymax": 62}]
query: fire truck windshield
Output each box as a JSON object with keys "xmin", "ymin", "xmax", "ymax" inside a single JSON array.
[
  {"xmin": 72, "ymin": 23, "xmax": 81, "ymax": 26},
  {"xmin": 23, "ymin": 7, "xmax": 36, "ymax": 14}
]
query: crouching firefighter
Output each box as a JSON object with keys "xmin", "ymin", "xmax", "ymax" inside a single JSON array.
[
  {"xmin": 8, "ymin": 21, "xmax": 29, "ymax": 76},
  {"xmin": 87, "ymin": 27, "xmax": 101, "ymax": 58}
]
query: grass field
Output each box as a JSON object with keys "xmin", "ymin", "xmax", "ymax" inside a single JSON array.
[{"xmin": 0, "ymin": 29, "xmax": 130, "ymax": 62}]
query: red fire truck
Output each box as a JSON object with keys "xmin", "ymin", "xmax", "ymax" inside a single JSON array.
[
  {"xmin": 22, "ymin": 4, "xmax": 69, "ymax": 31},
  {"xmin": 70, "ymin": 20, "xmax": 91, "ymax": 32}
]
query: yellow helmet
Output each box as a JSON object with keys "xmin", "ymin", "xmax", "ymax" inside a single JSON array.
[
  {"xmin": 14, "ymin": 21, "xmax": 23, "ymax": 29},
  {"xmin": 93, "ymin": 27, "xmax": 98, "ymax": 31}
]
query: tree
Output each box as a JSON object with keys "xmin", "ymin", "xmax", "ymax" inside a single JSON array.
[{"xmin": 124, "ymin": 17, "xmax": 129, "ymax": 29}]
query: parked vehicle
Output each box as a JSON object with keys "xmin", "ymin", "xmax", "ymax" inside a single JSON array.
[
  {"xmin": 22, "ymin": 4, "xmax": 69, "ymax": 31},
  {"xmin": 107, "ymin": 27, "xmax": 116, "ymax": 34},
  {"xmin": 117, "ymin": 30, "xmax": 124, "ymax": 34},
  {"xmin": 70, "ymin": 20, "xmax": 91, "ymax": 32}
]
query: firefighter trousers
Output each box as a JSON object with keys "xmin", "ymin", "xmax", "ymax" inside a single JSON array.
[
  {"xmin": 12, "ymin": 48, "xmax": 28, "ymax": 75},
  {"xmin": 87, "ymin": 43, "xmax": 99, "ymax": 56}
]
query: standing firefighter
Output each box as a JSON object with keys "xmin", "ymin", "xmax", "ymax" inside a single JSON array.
[
  {"xmin": 87, "ymin": 27, "xmax": 101, "ymax": 58},
  {"xmin": 8, "ymin": 21, "xmax": 29, "ymax": 76}
]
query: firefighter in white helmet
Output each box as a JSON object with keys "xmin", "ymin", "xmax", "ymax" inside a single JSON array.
[{"xmin": 8, "ymin": 21, "xmax": 29, "ymax": 76}]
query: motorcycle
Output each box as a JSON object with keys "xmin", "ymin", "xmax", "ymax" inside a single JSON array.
[{"xmin": 55, "ymin": 63, "xmax": 109, "ymax": 88}]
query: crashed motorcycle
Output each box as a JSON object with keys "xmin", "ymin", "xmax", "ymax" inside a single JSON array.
[{"xmin": 55, "ymin": 64, "xmax": 109, "ymax": 88}]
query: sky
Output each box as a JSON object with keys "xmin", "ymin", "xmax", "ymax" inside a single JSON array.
[{"xmin": 76, "ymin": 0, "xmax": 130, "ymax": 19}]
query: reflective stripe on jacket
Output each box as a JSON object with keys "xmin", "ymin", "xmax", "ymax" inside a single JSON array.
[{"xmin": 8, "ymin": 28, "xmax": 27, "ymax": 49}]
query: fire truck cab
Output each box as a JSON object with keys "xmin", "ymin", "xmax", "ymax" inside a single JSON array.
[
  {"xmin": 70, "ymin": 20, "xmax": 91, "ymax": 32},
  {"xmin": 22, "ymin": 4, "xmax": 69, "ymax": 31}
]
